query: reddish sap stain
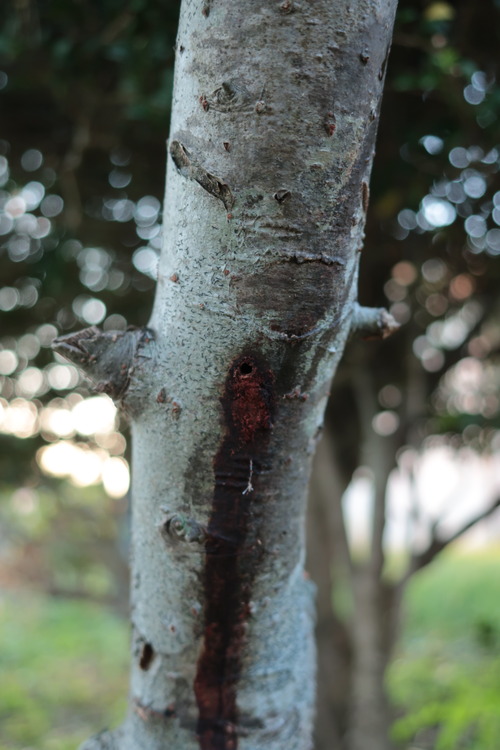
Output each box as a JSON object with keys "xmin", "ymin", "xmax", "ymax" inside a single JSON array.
[{"xmin": 194, "ymin": 354, "xmax": 275, "ymax": 749}]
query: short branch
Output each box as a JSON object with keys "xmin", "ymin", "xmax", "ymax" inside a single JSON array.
[
  {"xmin": 52, "ymin": 326, "xmax": 149, "ymax": 400},
  {"xmin": 350, "ymin": 302, "xmax": 400, "ymax": 340}
]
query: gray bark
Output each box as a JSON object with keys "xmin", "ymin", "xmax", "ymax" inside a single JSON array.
[{"xmin": 54, "ymin": 1, "xmax": 398, "ymax": 748}]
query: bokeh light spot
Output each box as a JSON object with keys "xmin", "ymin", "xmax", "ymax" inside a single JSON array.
[
  {"xmin": 372, "ymin": 411, "xmax": 400, "ymax": 437},
  {"xmin": 21, "ymin": 149, "xmax": 43, "ymax": 172}
]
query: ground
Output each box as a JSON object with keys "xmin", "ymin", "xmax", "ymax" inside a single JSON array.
[{"xmin": 2, "ymin": 547, "xmax": 500, "ymax": 750}]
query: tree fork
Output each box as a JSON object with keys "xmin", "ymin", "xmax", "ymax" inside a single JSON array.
[{"xmin": 57, "ymin": 1, "xmax": 398, "ymax": 748}]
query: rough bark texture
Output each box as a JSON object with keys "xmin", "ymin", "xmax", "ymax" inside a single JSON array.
[{"xmin": 72, "ymin": 2, "xmax": 398, "ymax": 749}]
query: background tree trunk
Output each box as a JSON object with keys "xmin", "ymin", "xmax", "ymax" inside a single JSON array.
[
  {"xmin": 307, "ymin": 432, "xmax": 353, "ymax": 750},
  {"xmin": 59, "ymin": 1, "xmax": 399, "ymax": 748},
  {"xmin": 308, "ymin": 350, "xmax": 500, "ymax": 750}
]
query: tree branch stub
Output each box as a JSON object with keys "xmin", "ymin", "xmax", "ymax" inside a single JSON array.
[
  {"xmin": 350, "ymin": 303, "xmax": 400, "ymax": 340},
  {"xmin": 52, "ymin": 326, "xmax": 150, "ymax": 401}
]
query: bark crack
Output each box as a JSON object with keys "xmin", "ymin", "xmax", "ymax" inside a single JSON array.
[
  {"xmin": 278, "ymin": 250, "xmax": 345, "ymax": 267},
  {"xmin": 170, "ymin": 140, "xmax": 235, "ymax": 211}
]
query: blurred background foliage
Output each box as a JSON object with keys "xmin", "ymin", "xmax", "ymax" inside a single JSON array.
[{"xmin": 1, "ymin": 0, "xmax": 500, "ymax": 748}]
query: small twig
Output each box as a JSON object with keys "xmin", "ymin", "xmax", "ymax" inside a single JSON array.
[
  {"xmin": 401, "ymin": 496, "xmax": 500, "ymax": 584},
  {"xmin": 350, "ymin": 302, "xmax": 400, "ymax": 340}
]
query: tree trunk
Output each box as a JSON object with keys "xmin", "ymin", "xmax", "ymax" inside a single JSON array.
[
  {"xmin": 55, "ymin": 1, "xmax": 398, "ymax": 748},
  {"xmin": 344, "ymin": 370, "xmax": 398, "ymax": 750},
  {"xmin": 307, "ymin": 423, "xmax": 353, "ymax": 750},
  {"xmin": 346, "ymin": 569, "xmax": 395, "ymax": 750},
  {"xmin": 308, "ymin": 418, "xmax": 399, "ymax": 750}
]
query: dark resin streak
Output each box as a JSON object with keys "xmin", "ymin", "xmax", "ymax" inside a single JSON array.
[{"xmin": 194, "ymin": 354, "xmax": 275, "ymax": 750}]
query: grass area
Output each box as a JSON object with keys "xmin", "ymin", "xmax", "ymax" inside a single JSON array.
[
  {"xmin": 0, "ymin": 593, "xmax": 128, "ymax": 750},
  {"xmin": 401, "ymin": 546, "xmax": 500, "ymax": 642},
  {"xmin": 2, "ymin": 547, "xmax": 500, "ymax": 749},
  {"xmin": 388, "ymin": 546, "xmax": 500, "ymax": 750}
]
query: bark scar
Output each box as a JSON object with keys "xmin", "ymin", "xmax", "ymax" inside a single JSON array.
[{"xmin": 170, "ymin": 140, "xmax": 235, "ymax": 211}]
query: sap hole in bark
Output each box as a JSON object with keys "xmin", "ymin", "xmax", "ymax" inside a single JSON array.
[
  {"xmin": 139, "ymin": 642, "xmax": 155, "ymax": 671},
  {"xmin": 239, "ymin": 362, "xmax": 253, "ymax": 375}
]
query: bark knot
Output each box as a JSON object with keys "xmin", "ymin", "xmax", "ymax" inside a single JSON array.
[
  {"xmin": 206, "ymin": 80, "xmax": 250, "ymax": 113},
  {"xmin": 160, "ymin": 511, "xmax": 207, "ymax": 545}
]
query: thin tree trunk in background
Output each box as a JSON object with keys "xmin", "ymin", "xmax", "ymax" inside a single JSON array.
[
  {"xmin": 55, "ymin": 1, "xmax": 399, "ymax": 748},
  {"xmin": 307, "ymin": 433, "xmax": 353, "ymax": 750},
  {"xmin": 346, "ymin": 367, "xmax": 397, "ymax": 750},
  {"xmin": 347, "ymin": 568, "xmax": 395, "ymax": 750},
  {"xmin": 308, "ymin": 419, "xmax": 397, "ymax": 750}
]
